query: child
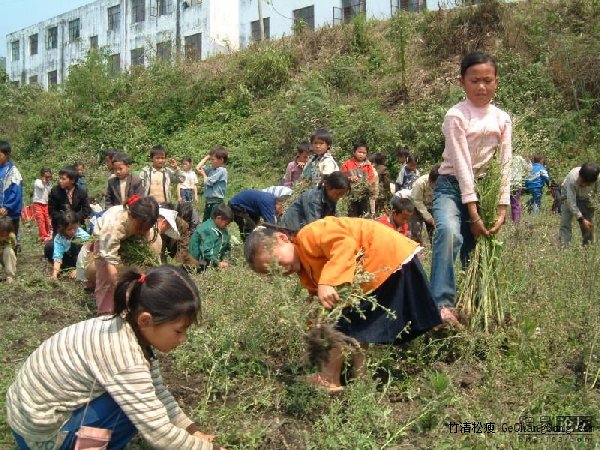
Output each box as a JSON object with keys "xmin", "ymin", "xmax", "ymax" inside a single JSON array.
[
  {"xmin": 303, "ymin": 128, "xmax": 339, "ymax": 187},
  {"xmin": 410, "ymin": 164, "xmax": 440, "ymax": 244},
  {"xmin": 76, "ymin": 162, "xmax": 87, "ymax": 193},
  {"xmin": 244, "ymin": 217, "xmax": 441, "ymax": 391},
  {"xmin": 283, "ymin": 141, "xmax": 311, "ymax": 187},
  {"xmin": 189, "ymin": 204, "xmax": 233, "ymax": 271},
  {"xmin": 7, "ymin": 265, "xmax": 221, "ymax": 449},
  {"xmin": 102, "ymin": 149, "xmax": 117, "ymax": 175},
  {"xmin": 197, "ymin": 146, "xmax": 228, "ymax": 222},
  {"xmin": 341, "ymin": 143, "xmax": 377, "ymax": 217},
  {"xmin": 393, "ymin": 147, "xmax": 410, "ymax": 193},
  {"xmin": 395, "ymin": 154, "xmax": 420, "ymax": 195},
  {"xmin": 430, "ymin": 51, "xmax": 512, "ymax": 325},
  {"xmin": 509, "ymin": 154, "xmax": 531, "ymax": 223},
  {"xmin": 92, "ymin": 195, "xmax": 161, "ymax": 315},
  {"xmin": 105, "ymin": 152, "xmax": 144, "ymax": 208},
  {"xmin": 157, "ymin": 205, "xmax": 198, "ymax": 268},
  {"xmin": 279, "ymin": 171, "xmax": 350, "ymax": 232},
  {"xmin": 0, "ymin": 216, "xmax": 17, "ymax": 284},
  {"xmin": 228, "ymin": 189, "xmax": 287, "ymax": 241},
  {"xmin": 178, "ymin": 156, "xmax": 199, "ymax": 204},
  {"xmin": 139, "ymin": 144, "xmax": 185, "ymax": 206},
  {"xmin": 559, "ymin": 162, "xmax": 599, "ymax": 247},
  {"xmin": 32, "ymin": 168, "xmax": 53, "ymax": 242},
  {"xmin": 262, "ymin": 185, "xmax": 293, "ymax": 198},
  {"xmin": 524, "ymin": 154, "xmax": 550, "ymax": 214},
  {"xmin": 47, "ymin": 165, "xmax": 91, "ymax": 237},
  {"xmin": 0, "ymin": 141, "xmax": 23, "ymax": 251},
  {"xmin": 370, "ymin": 152, "xmax": 391, "ymax": 213},
  {"xmin": 45, "ymin": 210, "xmax": 91, "ymax": 280},
  {"xmin": 376, "ymin": 196, "xmax": 414, "ymax": 237}
]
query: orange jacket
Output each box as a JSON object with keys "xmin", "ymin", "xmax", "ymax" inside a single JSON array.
[{"xmin": 295, "ymin": 217, "xmax": 420, "ymax": 295}]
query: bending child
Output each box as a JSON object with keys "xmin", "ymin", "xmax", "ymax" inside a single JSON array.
[{"xmin": 45, "ymin": 210, "xmax": 91, "ymax": 280}]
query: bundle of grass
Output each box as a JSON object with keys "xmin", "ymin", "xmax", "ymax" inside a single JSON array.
[
  {"xmin": 456, "ymin": 155, "xmax": 507, "ymax": 332},
  {"xmin": 119, "ymin": 236, "xmax": 160, "ymax": 268}
]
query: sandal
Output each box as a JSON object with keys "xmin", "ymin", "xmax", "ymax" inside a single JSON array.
[
  {"xmin": 438, "ymin": 307, "xmax": 464, "ymax": 329},
  {"xmin": 307, "ymin": 374, "xmax": 344, "ymax": 393}
]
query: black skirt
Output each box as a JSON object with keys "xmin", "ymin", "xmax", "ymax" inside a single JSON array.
[{"xmin": 335, "ymin": 258, "xmax": 442, "ymax": 344}]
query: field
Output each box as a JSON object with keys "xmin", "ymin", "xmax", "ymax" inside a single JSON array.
[{"xmin": 1, "ymin": 204, "xmax": 599, "ymax": 449}]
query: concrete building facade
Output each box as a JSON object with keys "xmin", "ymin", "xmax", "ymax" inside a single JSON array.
[{"xmin": 7, "ymin": 0, "xmax": 430, "ymax": 89}]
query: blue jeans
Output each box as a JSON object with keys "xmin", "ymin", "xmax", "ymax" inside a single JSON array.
[
  {"xmin": 526, "ymin": 188, "xmax": 543, "ymax": 214},
  {"xmin": 430, "ymin": 175, "xmax": 476, "ymax": 309},
  {"xmin": 13, "ymin": 393, "xmax": 137, "ymax": 450},
  {"xmin": 180, "ymin": 188, "xmax": 194, "ymax": 203}
]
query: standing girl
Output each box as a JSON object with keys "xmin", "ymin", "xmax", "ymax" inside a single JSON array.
[
  {"xmin": 245, "ymin": 217, "xmax": 441, "ymax": 391},
  {"xmin": 340, "ymin": 143, "xmax": 377, "ymax": 217},
  {"xmin": 7, "ymin": 265, "xmax": 221, "ymax": 450},
  {"xmin": 279, "ymin": 171, "xmax": 350, "ymax": 232},
  {"xmin": 430, "ymin": 51, "xmax": 512, "ymax": 324},
  {"xmin": 32, "ymin": 168, "xmax": 53, "ymax": 242},
  {"xmin": 93, "ymin": 195, "xmax": 161, "ymax": 315}
]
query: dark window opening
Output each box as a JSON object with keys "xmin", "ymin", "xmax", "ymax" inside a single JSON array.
[
  {"xmin": 47, "ymin": 27, "xmax": 58, "ymax": 49},
  {"xmin": 68, "ymin": 19, "xmax": 81, "ymax": 42},
  {"xmin": 184, "ymin": 33, "xmax": 202, "ymax": 60},
  {"xmin": 108, "ymin": 5, "xmax": 121, "ymax": 31},
  {"xmin": 251, "ymin": 17, "xmax": 270, "ymax": 42},
  {"xmin": 131, "ymin": 48, "xmax": 145, "ymax": 66},
  {"xmin": 30, "ymin": 34, "xmax": 39, "ymax": 55},
  {"xmin": 293, "ymin": 6, "xmax": 315, "ymax": 32}
]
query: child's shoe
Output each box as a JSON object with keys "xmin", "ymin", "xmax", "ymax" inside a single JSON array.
[
  {"xmin": 6, "ymin": 276, "xmax": 14, "ymax": 284},
  {"xmin": 307, "ymin": 374, "xmax": 344, "ymax": 393}
]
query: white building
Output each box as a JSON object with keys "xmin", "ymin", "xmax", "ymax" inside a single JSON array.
[{"xmin": 6, "ymin": 0, "xmax": 430, "ymax": 89}]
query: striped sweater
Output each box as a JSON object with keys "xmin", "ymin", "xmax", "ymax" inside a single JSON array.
[{"xmin": 6, "ymin": 317, "xmax": 212, "ymax": 450}]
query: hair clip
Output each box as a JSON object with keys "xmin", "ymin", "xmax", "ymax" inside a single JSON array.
[
  {"xmin": 138, "ymin": 273, "xmax": 146, "ymax": 283},
  {"xmin": 127, "ymin": 194, "xmax": 141, "ymax": 206}
]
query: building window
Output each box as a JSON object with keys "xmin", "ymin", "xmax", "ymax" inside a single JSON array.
[
  {"xmin": 48, "ymin": 70, "xmax": 58, "ymax": 86},
  {"xmin": 29, "ymin": 75, "xmax": 38, "ymax": 84},
  {"xmin": 108, "ymin": 5, "xmax": 121, "ymax": 31},
  {"xmin": 293, "ymin": 6, "xmax": 315, "ymax": 32},
  {"xmin": 132, "ymin": 0, "xmax": 145, "ymax": 23},
  {"xmin": 90, "ymin": 35, "xmax": 98, "ymax": 50},
  {"xmin": 110, "ymin": 53, "xmax": 121, "ymax": 73},
  {"xmin": 156, "ymin": 41, "xmax": 172, "ymax": 61},
  {"xmin": 30, "ymin": 34, "xmax": 39, "ymax": 55},
  {"xmin": 131, "ymin": 48, "xmax": 144, "ymax": 66},
  {"xmin": 184, "ymin": 33, "xmax": 202, "ymax": 60},
  {"xmin": 342, "ymin": 0, "xmax": 366, "ymax": 22},
  {"xmin": 158, "ymin": 0, "xmax": 173, "ymax": 16},
  {"xmin": 69, "ymin": 19, "xmax": 81, "ymax": 42},
  {"xmin": 250, "ymin": 17, "xmax": 270, "ymax": 42},
  {"xmin": 392, "ymin": 0, "xmax": 426, "ymax": 13},
  {"xmin": 47, "ymin": 27, "xmax": 58, "ymax": 49},
  {"xmin": 11, "ymin": 41, "xmax": 19, "ymax": 61}
]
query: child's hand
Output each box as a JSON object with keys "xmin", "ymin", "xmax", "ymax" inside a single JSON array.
[
  {"xmin": 192, "ymin": 431, "xmax": 216, "ymax": 442},
  {"xmin": 349, "ymin": 175, "xmax": 359, "ymax": 182},
  {"xmin": 318, "ymin": 284, "xmax": 339, "ymax": 309},
  {"xmin": 218, "ymin": 261, "xmax": 229, "ymax": 269},
  {"xmin": 488, "ymin": 208, "xmax": 507, "ymax": 235},
  {"xmin": 0, "ymin": 207, "xmax": 7, "ymax": 216},
  {"xmin": 297, "ymin": 162, "xmax": 306, "ymax": 168},
  {"xmin": 469, "ymin": 218, "xmax": 489, "ymax": 238},
  {"xmin": 582, "ymin": 218, "xmax": 593, "ymax": 232},
  {"xmin": 168, "ymin": 158, "xmax": 178, "ymax": 169}
]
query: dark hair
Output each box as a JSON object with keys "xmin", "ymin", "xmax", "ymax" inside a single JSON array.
[
  {"xmin": 59, "ymin": 165, "xmax": 79, "ymax": 182},
  {"xmin": 352, "ymin": 142, "xmax": 369, "ymax": 152},
  {"xmin": 460, "ymin": 51, "xmax": 497, "ymax": 78},
  {"xmin": 532, "ymin": 154, "xmax": 544, "ymax": 164},
  {"xmin": 182, "ymin": 156, "xmax": 192, "ymax": 164},
  {"xmin": 175, "ymin": 202, "xmax": 194, "ymax": 226},
  {"xmin": 128, "ymin": 196, "xmax": 159, "ymax": 228},
  {"xmin": 112, "ymin": 152, "xmax": 133, "ymax": 165},
  {"xmin": 0, "ymin": 216, "xmax": 14, "ymax": 234},
  {"xmin": 57, "ymin": 209, "xmax": 80, "ymax": 232},
  {"xmin": 429, "ymin": 164, "xmax": 441, "ymax": 183},
  {"xmin": 40, "ymin": 167, "xmax": 52, "ymax": 176},
  {"xmin": 310, "ymin": 128, "xmax": 333, "ymax": 147},
  {"xmin": 391, "ymin": 196, "xmax": 415, "ymax": 213},
  {"xmin": 114, "ymin": 265, "xmax": 200, "ymax": 329},
  {"xmin": 209, "ymin": 146, "xmax": 228, "ymax": 163},
  {"xmin": 579, "ymin": 162, "xmax": 600, "ymax": 184},
  {"xmin": 396, "ymin": 147, "xmax": 410, "ymax": 158},
  {"xmin": 297, "ymin": 141, "xmax": 311, "ymax": 154},
  {"xmin": 150, "ymin": 145, "xmax": 167, "ymax": 158},
  {"xmin": 0, "ymin": 141, "xmax": 12, "ymax": 155},
  {"xmin": 406, "ymin": 155, "xmax": 418, "ymax": 165},
  {"xmin": 76, "ymin": 162, "xmax": 85, "ymax": 168},
  {"xmin": 369, "ymin": 152, "xmax": 387, "ymax": 166},
  {"xmin": 322, "ymin": 171, "xmax": 351, "ymax": 191},
  {"xmin": 212, "ymin": 204, "xmax": 234, "ymax": 222}
]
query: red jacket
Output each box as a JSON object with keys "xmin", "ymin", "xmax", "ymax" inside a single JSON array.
[{"xmin": 340, "ymin": 159, "xmax": 376, "ymax": 183}]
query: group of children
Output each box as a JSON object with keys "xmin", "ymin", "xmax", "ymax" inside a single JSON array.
[{"xmin": 3, "ymin": 51, "xmax": 600, "ymax": 448}]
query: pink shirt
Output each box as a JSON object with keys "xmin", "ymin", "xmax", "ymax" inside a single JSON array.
[{"xmin": 439, "ymin": 99, "xmax": 512, "ymax": 205}]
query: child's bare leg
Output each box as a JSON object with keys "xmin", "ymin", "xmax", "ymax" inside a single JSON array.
[
  {"xmin": 319, "ymin": 347, "xmax": 344, "ymax": 387},
  {"xmin": 351, "ymin": 344, "xmax": 369, "ymax": 379}
]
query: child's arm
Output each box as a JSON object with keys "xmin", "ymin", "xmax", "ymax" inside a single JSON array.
[
  {"xmin": 1, "ymin": 170, "xmax": 23, "ymax": 217},
  {"xmin": 283, "ymin": 162, "xmax": 294, "ymax": 187},
  {"xmin": 192, "ymin": 185, "xmax": 199, "ymax": 203},
  {"xmin": 202, "ymin": 168, "xmax": 225, "ymax": 186},
  {"xmin": 50, "ymin": 236, "xmax": 68, "ymax": 279},
  {"xmin": 489, "ymin": 119, "xmax": 513, "ymax": 235},
  {"xmin": 177, "ymin": 184, "xmax": 183, "ymax": 202}
]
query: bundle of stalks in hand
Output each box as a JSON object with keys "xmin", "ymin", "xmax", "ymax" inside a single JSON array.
[
  {"xmin": 346, "ymin": 176, "xmax": 373, "ymax": 203},
  {"xmin": 456, "ymin": 155, "xmax": 506, "ymax": 332},
  {"xmin": 119, "ymin": 236, "xmax": 160, "ymax": 268}
]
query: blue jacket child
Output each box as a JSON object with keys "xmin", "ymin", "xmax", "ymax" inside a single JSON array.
[
  {"xmin": 525, "ymin": 157, "xmax": 550, "ymax": 213},
  {"xmin": 0, "ymin": 142, "xmax": 24, "ymax": 242}
]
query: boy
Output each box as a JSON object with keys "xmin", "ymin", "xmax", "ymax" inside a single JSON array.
[
  {"xmin": 376, "ymin": 196, "xmax": 414, "ymax": 237},
  {"xmin": 0, "ymin": 141, "xmax": 23, "ymax": 253},
  {"xmin": 102, "ymin": 150, "xmax": 117, "ymax": 178},
  {"xmin": 302, "ymin": 128, "xmax": 339, "ymax": 187},
  {"xmin": 32, "ymin": 168, "xmax": 53, "ymax": 242},
  {"xmin": 105, "ymin": 152, "xmax": 144, "ymax": 208},
  {"xmin": 395, "ymin": 154, "xmax": 420, "ymax": 194},
  {"xmin": 178, "ymin": 156, "xmax": 198, "ymax": 204},
  {"xmin": 197, "ymin": 146, "xmax": 228, "ymax": 221},
  {"xmin": 525, "ymin": 154, "xmax": 550, "ymax": 214},
  {"xmin": 393, "ymin": 147, "xmax": 410, "ymax": 193},
  {"xmin": 139, "ymin": 145, "xmax": 185, "ymax": 206},
  {"xmin": 0, "ymin": 216, "xmax": 17, "ymax": 284},
  {"xmin": 189, "ymin": 204, "xmax": 233, "ymax": 271},
  {"xmin": 410, "ymin": 164, "xmax": 440, "ymax": 245},
  {"xmin": 156, "ymin": 206, "xmax": 199, "ymax": 268},
  {"xmin": 559, "ymin": 162, "xmax": 599, "ymax": 247},
  {"xmin": 76, "ymin": 163, "xmax": 88, "ymax": 193},
  {"xmin": 48, "ymin": 165, "xmax": 91, "ymax": 237},
  {"xmin": 228, "ymin": 189, "xmax": 287, "ymax": 241},
  {"xmin": 283, "ymin": 141, "xmax": 310, "ymax": 187}
]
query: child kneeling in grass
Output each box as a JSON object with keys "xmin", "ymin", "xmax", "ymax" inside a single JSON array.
[
  {"xmin": 45, "ymin": 209, "xmax": 90, "ymax": 280},
  {"xmin": 7, "ymin": 265, "xmax": 222, "ymax": 450},
  {"xmin": 245, "ymin": 216, "xmax": 441, "ymax": 392}
]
